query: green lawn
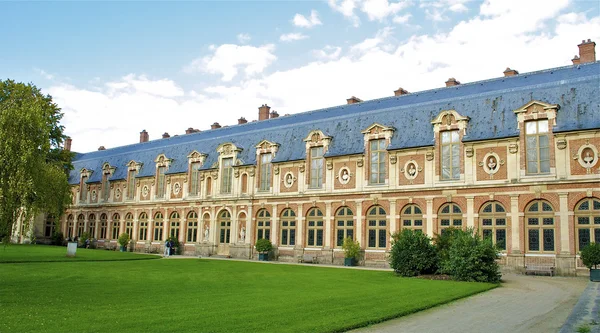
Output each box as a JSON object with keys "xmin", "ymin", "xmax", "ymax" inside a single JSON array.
[
  {"xmin": 0, "ymin": 245, "xmax": 497, "ymax": 333},
  {"xmin": 0, "ymin": 244, "xmax": 160, "ymax": 262}
]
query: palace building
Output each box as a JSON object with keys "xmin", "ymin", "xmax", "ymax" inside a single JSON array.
[{"xmin": 25, "ymin": 40, "xmax": 600, "ymax": 275}]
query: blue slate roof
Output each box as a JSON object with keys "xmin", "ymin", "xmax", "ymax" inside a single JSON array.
[{"xmin": 71, "ymin": 61, "xmax": 600, "ymax": 185}]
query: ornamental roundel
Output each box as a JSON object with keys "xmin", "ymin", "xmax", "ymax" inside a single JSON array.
[
  {"xmin": 173, "ymin": 182, "xmax": 181, "ymax": 195},
  {"xmin": 577, "ymin": 144, "xmax": 598, "ymax": 173},
  {"xmin": 403, "ymin": 161, "xmax": 420, "ymax": 180},
  {"xmin": 91, "ymin": 190, "xmax": 97, "ymax": 201},
  {"xmin": 338, "ymin": 167, "xmax": 351, "ymax": 184},
  {"xmin": 142, "ymin": 185, "xmax": 149, "ymax": 197},
  {"xmin": 283, "ymin": 172, "xmax": 295, "ymax": 188},
  {"xmin": 115, "ymin": 188, "xmax": 121, "ymax": 199},
  {"xmin": 481, "ymin": 152, "xmax": 502, "ymax": 175}
]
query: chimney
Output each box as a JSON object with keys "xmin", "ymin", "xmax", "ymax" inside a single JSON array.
[
  {"xmin": 394, "ymin": 88, "xmax": 409, "ymax": 96},
  {"xmin": 98, "ymin": 146, "xmax": 106, "ymax": 151},
  {"xmin": 258, "ymin": 104, "xmax": 271, "ymax": 121},
  {"xmin": 211, "ymin": 122, "xmax": 221, "ymax": 129},
  {"xmin": 270, "ymin": 110, "xmax": 279, "ymax": 118},
  {"xmin": 503, "ymin": 67, "xmax": 519, "ymax": 77},
  {"xmin": 572, "ymin": 55, "xmax": 580, "ymax": 65},
  {"xmin": 139, "ymin": 130, "xmax": 149, "ymax": 143},
  {"xmin": 578, "ymin": 39, "xmax": 596, "ymax": 64},
  {"xmin": 346, "ymin": 96, "xmax": 363, "ymax": 104},
  {"xmin": 238, "ymin": 117, "xmax": 248, "ymax": 124},
  {"xmin": 445, "ymin": 78, "xmax": 461, "ymax": 87},
  {"xmin": 64, "ymin": 137, "xmax": 72, "ymax": 151},
  {"xmin": 162, "ymin": 132, "xmax": 170, "ymax": 139},
  {"xmin": 185, "ymin": 127, "xmax": 194, "ymax": 134}
]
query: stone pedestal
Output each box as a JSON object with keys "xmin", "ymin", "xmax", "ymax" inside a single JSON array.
[
  {"xmin": 505, "ymin": 253, "xmax": 525, "ymax": 273},
  {"xmin": 197, "ymin": 243, "xmax": 216, "ymax": 257},
  {"xmin": 556, "ymin": 254, "xmax": 577, "ymax": 276},
  {"xmin": 230, "ymin": 244, "xmax": 252, "ymax": 259},
  {"xmin": 67, "ymin": 242, "xmax": 77, "ymax": 257}
]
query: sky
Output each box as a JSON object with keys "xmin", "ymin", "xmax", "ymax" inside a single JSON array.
[{"xmin": 2, "ymin": 0, "xmax": 599, "ymax": 153}]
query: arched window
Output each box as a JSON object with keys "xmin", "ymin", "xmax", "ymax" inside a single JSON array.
[
  {"xmin": 88, "ymin": 214, "xmax": 96, "ymax": 239},
  {"xmin": 169, "ymin": 211, "xmax": 180, "ymax": 240},
  {"xmin": 111, "ymin": 213, "xmax": 121, "ymax": 239},
  {"xmin": 306, "ymin": 208, "xmax": 324, "ymax": 247},
  {"xmin": 153, "ymin": 212, "xmax": 164, "ymax": 241},
  {"xmin": 66, "ymin": 214, "xmax": 74, "ymax": 238},
  {"xmin": 575, "ymin": 198, "xmax": 600, "ymax": 252},
  {"xmin": 280, "ymin": 209, "xmax": 296, "ymax": 246},
  {"xmin": 438, "ymin": 203, "xmax": 462, "ymax": 234},
  {"xmin": 138, "ymin": 212, "xmax": 148, "ymax": 241},
  {"xmin": 187, "ymin": 211, "xmax": 198, "ymax": 243},
  {"xmin": 125, "ymin": 213, "xmax": 134, "ymax": 239},
  {"xmin": 525, "ymin": 200, "xmax": 555, "ymax": 253},
  {"xmin": 401, "ymin": 204, "xmax": 423, "ymax": 231},
  {"xmin": 77, "ymin": 214, "xmax": 85, "ymax": 237},
  {"xmin": 256, "ymin": 209, "xmax": 271, "ymax": 240},
  {"xmin": 479, "ymin": 202, "xmax": 507, "ymax": 250},
  {"xmin": 218, "ymin": 210, "xmax": 231, "ymax": 244},
  {"xmin": 335, "ymin": 207, "xmax": 354, "ymax": 247},
  {"xmin": 367, "ymin": 206, "xmax": 387, "ymax": 249},
  {"xmin": 99, "ymin": 213, "xmax": 107, "ymax": 239}
]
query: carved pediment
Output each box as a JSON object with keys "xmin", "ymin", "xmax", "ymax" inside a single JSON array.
[
  {"xmin": 102, "ymin": 162, "xmax": 116, "ymax": 176},
  {"xmin": 303, "ymin": 130, "xmax": 332, "ymax": 144},
  {"xmin": 187, "ymin": 150, "xmax": 208, "ymax": 165},
  {"xmin": 216, "ymin": 143, "xmax": 242, "ymax": 156},
  {"xmin": 154, "ymin": 154, "xmax": 172, "ymax": 165},
  {"xmin": 126, "ymin": 160, "xmax": 143, "ymax": 172},
  {"xmin": 431, "ymin": 110, "xmax": 469, "ymax": 126},
  {"xmin": 80, "ymin": 168, "xmax": 93, "ymax": 179},
  {"xmin": 361, "ymin": 123, "xmax": 395, "ymax": 136},
  {"xmin": 513, "ymin": 100, "xmax": 559, "ymax": 115},
  {"xmin": 255, "ymin": 140, "xmax": 279, "ymax": 150}
]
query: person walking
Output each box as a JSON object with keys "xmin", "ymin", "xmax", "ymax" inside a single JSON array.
[{"xmin": 164, "ymin": 239, "xmax": 171, "ymax": 257}]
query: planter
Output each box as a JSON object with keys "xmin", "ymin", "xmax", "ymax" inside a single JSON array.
[
  {"xmin": 258, "ymin": 253, "xmax": 269, "ymax": 261},
  {"xmin": 119, "ymin": 245, "xmax": 126, "ymax": 252},
  {"xmin": 344, "ymin": 258, "xmax": 356, "ymax": 266},
  {"xmin": 590, "ymin": 269, "xmax": 600, "ymax": 282}
]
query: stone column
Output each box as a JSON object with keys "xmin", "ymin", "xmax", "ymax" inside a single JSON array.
[
  {"xmin": 426, "ymin": 198, "xmax": 434, "ymax": 237},
  {"xmin": 246, "ymin": 205, "xmax": 253, "ymax": 245},
  {"xmin": 510, "ymin": 195, "xmax": 520, "ymax": 253},
  {"xmin": 558, "ymin": 193, "xmax": 570, "ymax": 254},
  {"xmin": 324, "ymin": 202, "xmax": 332, "ymax": 248},
  {"xmin": 389, "ymin": 200, "xmax": 397, "ymax": 237},
  {"xmin": 132, "ymin": 211, "xmax": 139, "ymax": 242},
  {"xmin": 271, "ymin": 204, "xmax": 279, "ymax": 246},
  {"xmin": 297, "ymin": 203, "xmax": 304, "ymax": 248},
  {"xmin": 355, "ymin": 201, "xmax": 363, "ymax": 248},
  {"xmin": 466, "ymin": 195, "xmax": 475, "ymax": 229},
  {"xmin": 180, "ymin": 213, "xmax": 186, "ymax": 243},
  {"xmin": 163, "ymin": 208, "xmax": 169, "ymax": 242},
  {"xmin": 148, "ymin": 213, "xmax": 154, "ymax": 242}
]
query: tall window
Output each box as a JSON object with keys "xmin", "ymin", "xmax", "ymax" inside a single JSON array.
[
  {"xmin": 169, "ymin": 212, "xmax": 180, "ymax": 239},
  {"xmin": 153, "ymin": 212, "xmax": 164, "ymax": 241},
  {"xmin": 401, "ymin": 204, "xmax": 423, "ymax": 231},
  {"xmin": 190, "ymin": 162, "xmax": 201, "ymax": 196},
  {"xmin": 156, "ymin": 166, "xmax": 166, "ymax": 198},
  {"xmin": 256, "ymin": 209, "xmax": 271, "ymax": 240},
  {"xmin": 525, "ymin": 120, "xmax": 550, "ymax": 174},
  {"xmin": 575, "ymin": 198, "xmax": 600, "ymax": 252},
  {"xmin": 138, "ymin": 213, "xmax": 148, "ymax": 241},
  {"xmin": 438, "ymin": 203, "xmax": 462, "ymax": 233},
  {"xmin": 280, "ymin": 209, "xmax": 296, "ymax": 247},
  {"xmin": 88, "ymin": 214, "xmax": 96, "ymax": 238},
  {"xmin": 306, "ymin": 208, "xmax": 324, "ymax": 247},
  {"xmin": 367, "ymin": 206, "xmax": 387, "ymax": 249},
  {"xmin": 187, "ymin": 211, "xmax": 198, "ymax": 243},
  {"xmin": 335, "ymin": 207, "xmax": 354, "ymax": 247},
  {"xmin": 218, "ymin": 210, "xmax": 231, "ymax": 244},
  {"xmin": 99, "ymin": 214, "xmax": 107, "ymax": 239},
  {"xmin": 259, "ymin": 154, "xmax": 272, "ymax": 191},
  {"xmin": 127, "ymin": 170, "xmax": 136, "ymax": 200},
  {"xmin": 67, "ymin": 215, "xmax": 74, "ymax": 238},
  {"xmin": 205, "ymin": 177, "xmax": 212, "ymax": 197},
  {"xmin": 125, "ymin": 213, "xmax": 134, "ymax": 239},
  {"xmin": 526, "ymin": 200, "xmax": 555, "ymax": 252},
  {"xmin": 479, "ymin": 202, "xmax": 507, "ymax": 250},
  {"xmin": 77, "ymin": 214, "xmax": 85, "ymax": 237},
  {"xmin": 441, "ymin": 130, "xmax": 460, "ymax": 180},
  {"xmin": 370, "ymin": 139, "xmax": 386, "ymax": 184},
  {"xmin": 44, "ymin": 215, "xmax": 56, "ymax": 238},
  {"xmin": 221, "ymin": 158, "xmax": 233, "ymax": 194},
  {"xmin": 310, "ymin": 147, "xmax": 324, "ymax": 188},
  {"xmin": 111, "ymin": 213, "xmax": 120, "ymax": 239},
  {"xmin": 241, "ymin": 173, "xmax": 248, "ymax": 194},
  {"xmin": 102, "ymin": 175, "xmax": 110, "ymax": 201},
  {"xmin": 80, "ymin": 176, "xmax": 88, "ymax": 202}
]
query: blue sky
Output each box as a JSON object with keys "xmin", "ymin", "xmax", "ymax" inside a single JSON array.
[{"xmin": 1, "ymin": 0, "xmax": 599, "ymax": 152}]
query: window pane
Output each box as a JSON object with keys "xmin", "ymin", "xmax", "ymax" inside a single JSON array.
[
  {"xmin": 528, "ymin": 218, "xmax": 539, "ymax": 226},
  {"xmin": 347, "ymin": 230, "xmax": 353, "ymax": 240},
  {"xmin": 578, "ymin": 217, "xmax": 590, "ymax": 225},
  {"xmin": 526, "ymin": 122, "xmax": 537, "ymax": 134},
  {"xmin": 579, "ymin": 228, "xmax": 591, "ymax": 250},
  {"xmin": 496, "ymin": 219, "xmax": 506, "ymax": 226},
  {"xmin": 378, "ymin": 230, "xmax": 386, "ymax": 248},
  {"xmin": 482, "ymin": 229, "xmax": 492, "ymax": 240},
  {"xmin": 538, "ymin": 120, "xmax": 548, "ymax": 133},
  {"xmin": 453, "ymin": 219, "xmax": 462, "ymax": 226},
  {"xmin": 414, "ymin": 207, "xmax": 422, "ymax": 214},
  {"xmin": 290, "ymin": 230, "xmax": 295, "ymax": 246},
  {"xmin": 579, "ymin": 200, "xmax": 590, "ymax": 210},
  {"xmin": 543, "ymin": 229, "xmax": 554, "ymax": 251},
  {"xmin": 542, "ymin": 218, "xmax": 553, "ymax": 225},
  {"xmin": 316, "ymin": 230, "xmax": 323, "ymax": 246},
  {"xmin": 496, "ymin": 229, "xmax": 506, "ymax": 250},
  {"xmin": 368, "ymin": 230, "xmax": 376, "ymax": 247},
  {"xmin": 308, "ymin": 230, "xmax": 314, "ymax": 246},
  {"xmin": 595, "ymin": 229, "xmax": 600, "ymax": 245},
  {"xmin": 441, "ymin": 219, "xmax": 450, "ymax": 226},
  {"xmin": 337, "ymin": 230, "xmax": 344, "ymax": 246},
  {"xmin": 528, "ymin": 230, "xmax": 539, "ymax": 251},
  {"xmin": 482, "ymin": 219, "xmax": 492, "ymax": 226},
  {"xmin": 453, "ymin": 205, "xmax": 461, "ymax": 213},
  {"xmin": 594, "ymin": 200, "xmax": 600, "ymax": 210},
  {"xmin": 414, "ymin": 220, "xmax": 423, "ymax": 226},
  {"xmin": 403, "ymin": 220, "xmax": 411, "ymax": 226}
]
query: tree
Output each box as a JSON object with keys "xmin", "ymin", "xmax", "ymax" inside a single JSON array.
[
  {"xmin": 389, "ymin": 229, "xmax": 438, "ymax": 277},
  {"xmin": 0, "ymin": 79, "xmax": 72, "ymax": 243}
]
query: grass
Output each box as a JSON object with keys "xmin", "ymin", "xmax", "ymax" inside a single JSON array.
[
  {"xmin": 0, "ymin": 244, "xmax": 160, "ymax": 262},
  {"xmin": 0, "ymin": 245, "xmax": 497, "ymax": 333}
]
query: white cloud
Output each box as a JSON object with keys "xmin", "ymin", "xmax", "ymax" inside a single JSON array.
[
  {"xmin": 237, "ymin": 33, "xmax": 251, "ymax": 44},
  {"xmin": 313, "ymin": 46, "xmax": 343, "ymax": 60},
  {"xmin": 350, "ymin": 27, "xmax": 395, "ymax": 54},
  {"xmin": 449, "ymin": 3, "xmax": 468, "ymax": 12},
  {"xmin": 34, "ymin": 68, "xmax": 54, "ymax": 80},
  {"xmin": 293, "ymin": 10, "xmax": 322, "ymax": 28},
  {"xmin": 328, "ymin": 0, "xmax": 412, "ymax": 25},
  {"xmin": 184, "ymin": 44, "xmax": 277, "ymax": 81},
  {"xmin": 328, "ymin": 0, "xmax": 361, "ymax": 26},
  {"xmin": 106, "ymin": 74, "xmax": 184, "ymax": 98},
  {"xmin": 393, "ymin": 13, "xmax": 411, "ymax": 24},
  {"xmin": 280, "ymin": 33, "xmax": 309, "ymax": 42}
]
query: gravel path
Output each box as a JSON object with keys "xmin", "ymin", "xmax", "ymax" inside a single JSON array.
[{"xmin": 350, "ymin": 274, "xmax": 588, "ymax": 333}]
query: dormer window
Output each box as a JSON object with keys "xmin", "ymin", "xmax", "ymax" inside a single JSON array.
[
  {"xmin": 259, "ymin": 154, "xmax": 272, "ymax": 191},
  {"xmin": 154, "ymin": 154, "xmax": 172, "ymax": 199},
  {"xmin": 369, "ymin": 139, "xmax": 386, "ymax": 184},
  {"xmin": 101, "ymin": 162, "xmax": 115, "ymax": 202},
  {"xmin": 125, "ymin": 160, "xmax": 141, "ymax": 200},
  {"xmin": 431, "ymin": 110, "xmax": 469, "ymax": 182},
  {"xmin": 187, "ymin": 150, "xmax": 207, "ymax": 197},
  {"xmin": 221, "ymin": 158, "xmax": 233, "ymax": 194},
  {"xmin": 80, "ymin": 175, "xmax": 88, "ymax": 202},
  {"xmin": 525, "ymin": 120, "xmax": 550, "ymax": 174},
  {"xmin": 303, "ymin": 131, "xmax": 331, "ymax": 190},
  {"xmin": 310, "ymin": 147, "xmax": 324, "ymax": 188},
  {"xmin": 216, "ymin": 143, "xmax": 242, "ymax": 195},
  {"xmin": 441, "ymin": 130, "xmax": 460, "ymax": 180}
]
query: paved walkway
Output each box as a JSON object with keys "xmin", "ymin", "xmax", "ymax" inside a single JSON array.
[
  {"xmin": 560, "ymin": 281, "xmax": 600, "ymax": 333},
  {"xmin": 350, "ymin": 274, "xmax": 588, "ymax": 333}
]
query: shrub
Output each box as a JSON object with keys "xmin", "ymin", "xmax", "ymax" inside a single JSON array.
[
  {"xmin": 255, "ymin": 238, "xmax": 273, "ymax": 253},
  {"xmin": 167, "ymin": 236, "xmax": 182, "ymax": 255},
  {"xmin": 342, "ymin": 237, "xmax": 361, "ymax": 259},
  {"xmin": 580, "ymin": 242, "xmax": 600, "ymax": 269},
  {"xmin": 79, "ymin": 232, "xmax": 91, "ymax": 247},
  {"xmin": 441, "ymin": 228, "xmax": 501, "ymax": 283},
  {"xmin": 118, "ymin": 233, "xmax": 130, "ymax": 247},
  {"xmin": 389, "ymin": 229, "xmax": 438, "ymax": 277},
  {"xmin": 433, "ymin": 227, "xmax": 462, "ymax": 273},
  {"xmin": 51, "ymin": 231, "xmax": 64, "ymax": 246}
]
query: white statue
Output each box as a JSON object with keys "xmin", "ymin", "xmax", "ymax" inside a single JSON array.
[
  {"xmin": 204, "ymin": 226, "xmax": 209, "ymax": 242},
  {"xmin": 408, "ymin": 164, "xmax": 416, "ymax": 176},
  {"xmin": 583, "ymin": 151, "xmax": 594, "ymax": 165},
  {"xmin": 488, "ymin": 157, "xmax": 497, "ymax": 170},
  {"xmin": 341, "ymin": 169, "xmax": 350, "ymax": 181},
  {"xmin": 240, "ymin": 227, "xmax": 246, "ymax": 242}
]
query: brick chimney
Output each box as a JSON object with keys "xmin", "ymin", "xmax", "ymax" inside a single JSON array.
[
  {"xmin": 503, "ymin": 67, "xmax": 519, "ymax": 77},
  {"xmin": 572, "ymin": 55, "xmax": 580, "ymax": 65},
  {"xmin": 394, "ymin": 88, "xmax": 409, "ymax": 96},
  {"xmin": 140, "ymin": 130, "xmax": 149, "ymax": 143},
  {"xmin": 64, "ymin": 137, "xmax": 72, "ymax": 151},
  {"xmin": 185, "ymin": 127, "xmax": 194, "ymax": 134},
  {"xmin": 270, "ymin": 110, "xmax": 279, "ymax": 118},
  {"xmin": 258, "ymin": 104, "xmax": 271, "ymax": 121},
  {"xmin": 238, "ymin": 117, "xmax": 248, "ymax": 124},
  {"xmin": 162, "ymin": 132, "xmax": 170, "ymax": 139},
  {"xmin": 211, "ymin": 122, "xmax": 221, "ymax": 129},
  {"xmin": 578, "ymin": 39, "xmax": 596, "ymax": 64},
  {"xmin": 346, "ymin": 96, "xmax": 362, "ymax": 104},
  {"xmin": 445, "ymin": 78, "xmax": 460, "ymax": 87},
  {"xmin": 98, "ymin": 146, "xmax": 106, "ymax": 151}
]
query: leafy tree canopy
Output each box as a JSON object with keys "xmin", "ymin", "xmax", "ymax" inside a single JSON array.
[{"xmin": 0, "ymin": 79, "xmax": 73, "ymax": 242}]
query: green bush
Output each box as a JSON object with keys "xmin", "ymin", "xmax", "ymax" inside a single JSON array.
[
  {"xmin": 118, "ymin": 233, "xmax": 130, "ymax": 247},
  {"xmin": 342, "ymin": 237, "xmax": 361, "ymax": 259},
  {"xmin": 167, "ymin": 236, "xmax": 182, "ymax": 255},
  {"xmin": 580, "ymin": 242, "xmax": 600, "ymax": 269},
  {"xmin": 51, "ymin": 232, "xmax": 64, "ymax": 246},
  {"xmin": 389, "ymin": 229, "xmax": 438, "ymax": 277},
  {"xmin": 255, "ymin": 238, "xmax": 273, "ymax": 253},
  {"xmin": 79, "ymin": 232, "xmax": 91, "ymax": 246},
  {"xmin": 433, "ymin": 227, "xmax": 462, "ymax": 273},
  {"xmin": 441, "ymin": 228, "xmax": 501, "ymax": 283}
]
